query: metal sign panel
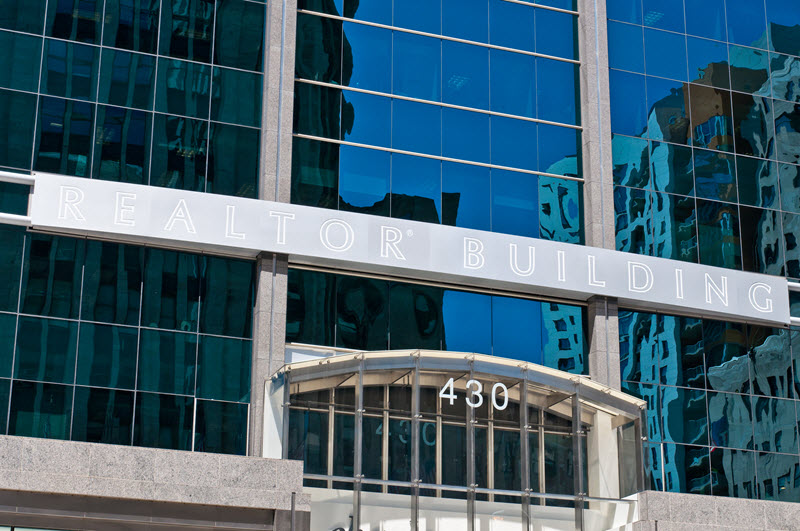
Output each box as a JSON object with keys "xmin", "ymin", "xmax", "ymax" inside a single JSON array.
[{"xmin": 26, "ymin": 173, "xmax": 790, "ymax": 326}]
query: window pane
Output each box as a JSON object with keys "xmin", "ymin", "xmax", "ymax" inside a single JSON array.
[
  {"xmin": 661, "ymin": 386, "xmax": 709, "ymax": 446},
  {"xmin": 0, "ymin": 378, "xmax": 9, "ymax": 434},
  {"xmin": 708, "ymin": 391, "xmax": 753, "ymax": 450},
  {"xmin": 394, "ymin": 0, "xmax": 439, "ymax": 34},
  {"xmin": 740, "ymin": 207, "xmax": 784, "ymax": 276},
  {"xmin": 443, "ymin": 41, "xmax": 489, "ymax": 109},
  {"xmin": 343, "ymin": 90, "xmax": 390, "ymax": 147},
  {"xmin": 339, "ymin": 145, "xmax": 390, "ymax": 216},
  {"xmin": 538, "ymin": 59, "xmax": 578, "ymax": 125},
  {"xmin": 0, "ymin": 314, "xmax": 15, "ymax": 379},
  {"xmin": 155, "ymin": 58, "xmax": 211, "ymax": 120},
  {"xmin": 196, "ymin": 335, "xmax": 251, "ymax": 402},
  {"xmin": 160, "ymin": 0, "xmax": 214, "ymax": 62},
  {"xmin": 662, "ymin": 443, "xmax": 711, "ymax": 494},
  {"xmin": 442, "ymin": 290, "xmax": 491, "ymax": 354},
  {"xmin": 393, "ymin": 32, "xmax": 441, "ymax": 101},
  {"xmin": 536, "ymin": 9, "xmax": 577, "ymax": 60},
  {"xmin": 15, "ymin": 315, "xmax": 79, "ymax": 387},
  {"xmin": 644, "ymin": 29, "xmax": 687, "ymax": 82},
  {"xmin": 103, "ymin": 0, "xmax": 160, "ymax": 54},
  {"xmin": 35, "ymin": 96, "xmax": 94, "ymax": 177},
  {"xmin": 214, "ymin": 0, "xmax": 264, "ymax": 71},
  {"xmin": 492, "ymin": 296, "xmax": 543, "ymax": 363},
  {"xmin": 610, "ymin": 70, "xmax": 647, "ymax": 137},
  {"xmin": 689, "ymin": 85, "xmax": 733, "ymax": 151},
  {"xmin": 150, "ymin": 113, "xmax": 208, "ymax": 192},
  {"xmin": 0, "ymin": 0, "xmax": 45, "ymax": 33},
  {"xmin": 491, "ymin": 169, "xmax": 538, "ymax": 238},
  {"xmin": 389, "ymin": 283, "xmax": 442, "ymax": 350},
  {"xmin": 71, "ymin": 387, "xmax": 134, "ymax": 445},
  {"xmin": 749, "ymin": 326, "xmax": 792, "ymax": 398},
  {"xmin": 291, "ymin": 137, "xmax": 339, "ymax": 209},
  {"xmin": 442, "ymin": 162, "xmax": 490, "ymax": 231},
  {"xmin": 194, "ymin": 399, "xmax": 248, "ymax": 455},
  {"xmin": 40, "ymin": 39, "xmax": 99, "ymax": 101},
  {"xmin": 21, "ymin": 234, "xmax": 84, "ymax": 320},
  {"xmin": 725, "ymin": 0, "xmax": 767, "ymax": 48},
  {"xmin": 286, "ymin": 269, "xmax": 336, "ymax": 346},
  {"xmin": 491, "ymin": 116, "xmax": 537, "ymax": 172},
  {"xmin": 9, "ymin": 381, "xmax": 72, "ymax": 440},
  {"xmin": 0, "ymin": 89, "xmax": 36, "ymax": 170},
  {"xmin": 775, "ymin": 101, "xmax": 800, "ymax": 165},
  {"xmin": 92, "ymin": 106, "xmax": 151, "ymax": 185},
  {"xmin": 97, "ymin": 48, "xmax": 156, "ymax": 111},
  {"xmin": 541, "ymin": 303, "xmax": 585, "ymax": 374},
  {"xmin": 754, "ymin": 397, "xmax": 798, "ymax": 454},
  {"xmin": 138, "ymin": 329, "xmax": 197, "ymax": 396},
  {"xmin": 442, "ymin": 108, "xmax": 489, "ymax": 163},
  {"xmin": 46, "ymin": 0, "xmax": 102, "ymax": 43},
  {"xmin": 0, "ymin": 30, "xmax": 42, "ymax": 93},
  {"xmin": 694, "ymin": 149, "xmax": 737, "ymax": 202},
  {"xmin": 133, "ymin": 392, "xmax": 193, "ymax": 450},
  {"xmin": 608, "ymin": 21, "xmax": 644, "ymax": 73},
  {"xmin": 344, "ymin": 22, "xmax": 390, "ymax": 93},
  {"xmin": 142, "ymin": 249, "xmax": 200, "ymax": 331},
  {"xmin": 335, "ymin": 276, "xmax": 388, "ymax": 351},
  {"xmin": 732, "ymin": 93, "xmax": 774, "ymax": 159},
  {"xmin": 199, "ymin": 256, "xmax": 254, "ymax": 338},
  {"xmin": 392, "ymin": 100, "xmax": 440, "ymax": 156},
  {"xmin": 490, "ymin": 50, "xmax": 535, "ymax": 118},
  {"xmin": 651, "ymin": 141, "xmax": 693, "ymax": 195},
  {"xmin": 645, "ymin": 77, "xmax": 689, "ymax": 145},
  {"xmin": 0, "ymin": 227, "xmax": 24, "ymax": 313},
  {"xmin": 652, "ymin": 192, "xmax": 698, "ymax": 263},
  {"xmin": 207, "ymin": 122, "xmax": 259, "ymax": 198},
  {"xmin": 294, "ymin": 82, "xmax": 341, "ymax": 140},
  {"xmin": 642, "ymin": 0, "xmax": 684, "ymax": 33},
  {"xmin": 687, "ymin": 37, "xmax": 729, "ymax": 89},
  {"xmin": 391, "ymin": 154, "xmax": 441, "ymax": 223},
  {"xmin": 76, "ymin": 323, "xmax": 138, "ymax": 389},
  {"xmin": 540, "ymin": 177, "xmax": 583, "ymax": 244},
  {"xmin": 685, "ymin": 0, "xmax": 726, "ymax": 41},
  {"xmin": 288, "ymin": 408, "xmax": 329, "ymax": 476},
  {"xmin": 211, "ymin": 66, "xmax": 262, "ymax": 127},
  {"xmin": 489, "ymin": 0, "xmax": 534, "ymax": 52},
  {"xmin": 295, "ymin": 13, "xmax": 342, "ymax": 84},
  {"xmin": 696, "ymin": 199, "xmax": 741, "ymax": 269}
]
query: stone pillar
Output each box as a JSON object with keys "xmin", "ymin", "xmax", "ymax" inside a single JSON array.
[
  {"xmin": 248, "ymin": 253, "xmax": 289, "ymax": 457},
  {"xmin": 587, "ymin": 296, "xmax": 621, "ymax": 389}
]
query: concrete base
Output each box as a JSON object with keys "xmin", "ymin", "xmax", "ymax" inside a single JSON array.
[
  {"xmin": 627, "ymin": 491, "xmax": 800, "ymax": 530},
  {"xmin": 0, "ymin": 435, "xmax": 310, "ymax": 530}
]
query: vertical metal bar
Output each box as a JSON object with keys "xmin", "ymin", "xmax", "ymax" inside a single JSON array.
[
  {"xmin": 538, "ymin": 409, "xmax": 545, "ymax": 500},
  {"xmin": 282, "ymin": 373, "xmax": 291, "ymax": 460},
  {"xmin": 467, "ymin": 361, "xmax": 476, "ymax": 531},
  {"xmin": 411, "ymin": 355, "xmax": 420, "ymax": 531},
  {"xmin": 382, "ymin": 385, "xmax": 389, "ymax": 493},
  {"xmin": 520, "ymin": 378, "xmax": 530, "ymax": 531},
  {"xmin": 353, "ymin": 360, "xmax": 364, "ymax": 531},
  {"xmin": 328, "ymin": 389, "xmax": 335, "ymax": 489},
  {"xmin": 635, "ymin": 410, "xmax": 645, "ymax": 493},
  {"xmin": 572, "ymin": 389, "xmax": 584, "ymax": 531},
  {"xmin": 291, "ymin": 491, "xmax": 296, "ymax": 531}
]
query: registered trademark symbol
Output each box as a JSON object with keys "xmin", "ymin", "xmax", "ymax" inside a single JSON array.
[{"xmin": 406, "ymin": 230, "xmax": 413, "ymax": 237}]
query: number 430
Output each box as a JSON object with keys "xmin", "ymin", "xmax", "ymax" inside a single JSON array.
[{"xmin": 439, "ymin": 378, "xmax": 509, "ymax": 411}]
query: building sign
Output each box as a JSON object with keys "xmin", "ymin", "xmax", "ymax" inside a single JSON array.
[{"xmin": 26, "ymin": 173, "xmax": 790, "ymax": 326}]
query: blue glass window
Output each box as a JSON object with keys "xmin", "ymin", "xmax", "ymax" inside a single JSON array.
[
  {"xmin": 442, "ymin": 162, "xmax": 490, "ymax": 230},
  {"xmin": 442, "ymin": 108, "xmax": 489, "ymax": 163},
  {"xmin": 393, "ymin": 32, "xmax": 441, "ymax": 101},
  {"xmin": 491, "ymin": 169, "xmax": 539, "ymax": 238},
  {"xmin": 642, "ymin": 0, "xmax": 684, "ymax": 33},
  {"xmin": 491, "ymin": 297, "xmax": 543, "ymax": 363},
  {"xmin": 607, "ymin": 0, "xmax": 642, "ymax": 25},
  {"xmin": 490, "ymin": 50, "xmax": 535, "ymax": 118},
  {"xmin": 489, "ymin": 0, "xmax": 534, "ymax": 52},
  {"xmin": 535, "ymin": 9, "xmax": 577, "ymax": 60},
  {"xmin": 644, "ymin": 29, "xmax": 688, "ymax": 82},
  {"xmin": 725, "ymin": 0, "xmax": 768, "ymax": 49},
  {"xmin": 343, "ymin": 91, "xmax": 390, "ymax": 148},
  {"xmin": 393, "ymin": 0, "xmax": 440, "ymax": 34},
  {"xmin": 443, "ymin": 41, "xmax": 489, "ymax": 110},
  {"xmin": 391, "ymin": 155, "xmax": 441, "ymax": 224},
  {"xmin": 442, "ymin": 290, "xmax": 491, "ymax": 354},
  {"xmin": 339, "ymin": 146, "xmax": 390, "ymax": 215},
  {"xmin": 685, "ymin": 0, "xmax": 726, "ymax": 41},
  {"xmin": 443, "ymin": 0, "xmax": 487, "ymax": 43},
  {"xmin": 608, "ymin": 21, "xmax": 645, "ymax": 73},
  {"xmin": 538, "ymin": 59, "xmax": 578, "ymax": 125},
  {"xmin": 610, "ymin": 70, "xmax": 647, "ymax": 137},
  {"xmin": 392, "ymin": 100, "xmax": 440, "ymax": 156},
  {"xmin": 344, "ymin": 22, "xmax": 391, "ymax": 93},
  {"xmin": 0, "ymin": 30, "xmax": 42, "ymax": 93},
  {"xmin": 687, "ymin": 37, "xmax": 729, "ymax": 89}
]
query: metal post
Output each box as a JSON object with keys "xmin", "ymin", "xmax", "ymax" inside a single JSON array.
[
  {"xmin": 411, "ymin": 355, "xmax": 420, "ymax": 531},
  {"xmin": 466, "ymin": 360, "xmax": 476, "ymax": 531},
  {"xmin": 353, "ymin": 360, "xmax": 364, "ymax": 530},
  {"xmin": 635, "ymin": 409, "xmax": 646, "ymax": 492},
  {"xmin": 520, "ymin": 377, "xmax": 531, "ymax": 530},
  {"xmin": 291, "ymin": 491, "xmax": 297, "ymax": 531},
  {"xmin": 572, "ymin": 388, "xmax": 584, "ymax": 531}
]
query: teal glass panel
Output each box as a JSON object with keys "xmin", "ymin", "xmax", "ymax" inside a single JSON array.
[
  {"xmin": 214, "ymin": 0, "xmax": 264, "ymax": 71},
  {"xmin": 0, "ymin": 182, "xmax": 29, "ymax": 216},
  {"xmin": 343, "ymin": 90, "xmax": 390, "ymax": 148},
  {"xmin": 749, "ymin": 326, "xmax": 791, "ymax": 398},
  {"xmin": 390, "ymin": 154, "xmax": 441, "ymax": 223},
  {"xmin": 389, "ymin": 283, "xmax": 442, "ymax": 350},
  {"xmin": 614, "ymin": 185, "xmax": 652, "ymax": 255},
  {"xmin": 540, "ymin": 174, "xmax": 584, "ymax": 244},
  {"xmin": 71, "ymin": 387, "xmax": 134, "ymax": 445},
  {"xmin": 339, "ymin": 145, "xmax": 390, "ymax": 216},
  {"xmin": 288, "ymin": 408, "xmax": 329, "ymax": 476},
  {"xmin": 21, "ymin": 234, "xmax": 84, "ymax": 319},
  {"xmin": 544, "ymin": 431, "xmax": 577, "ymax": 497},
  {"xmin": 662, "ymin": 443, "xmax": 711, "ymax": 494},
  {"xmin": 295, "ymin": 13, "xmax": 343, "ymax": 84},
  {"xmin": 661, "ymin": 386, "xmax": 709, "ymax": 446},
  {"xmin": 696, "ymin": 199, "xmax": 741, "ymax": 269},
  {"xmin": 441, "ymin": 162, "xmax": 490, "ymax": 231},
  {"xmin": 757, "ymin": 452, "xmax": 800, "ymax": 502},
  {"xmin": 45, "ymin": 0, "xmax": 102, "ymax": 43},
  {"xmin": 97, "ymin": 48, "xmax": 156, "ymax": 111},
  {"xmin": 15, "ymin": 316, "xmax": 78, "ymax": 384},
  {"xmin": 159, "ymin": 0, "xmax": 214, "ymax": 63},
  {"xmin": 490, "ymin": 50, "xmax": 535, "ymax": 118},
  {"xmin": 194, "ymin": 399, "xmax": 247, "ymax": 455},
  {"xmin": 771, "ymin": 53, "xmax": 800, "ymax": 103},
  {"xmin": 754, "ymin": 397, "xmax": 798, "ymax": 454},
  {"xmin": 207, "ymin": 122, "xmax": 259, "ymax": 198},
  {"xmin": 335, "ymin": 275, "xmax": 388, "ymax": 351},
  {"xmin": 651, "ymin": 192, "xmax": 698, "ymax": 263},
  {"xmin": 155, "ymin": 58, "xmax": 211, "ymax": 120},
  {"xmin": 740, "ymin": 207, "xmax": 784, "ymax": 276},
  {"xmin": 76, "ymin": 323, "xmax": 137, "ymax": 389},
  {"xmin": 133, "ymin": 392, "xmax": 193, "ymax": 450},
  {"xmin": 694, "ymin": 149, "xmax": 737, "ymax": 202},
  {"xmin": 0, "ymin": 227, "xmax": 23, "ymax": 313},
  {"xmin": 391, "ymin": 100, "xmax": 440, "ymax": 156},
  {"xmin": 150, "ymin": 113, "xmax": 207, "ymax": 192},
  {"xmin": 8, "ymin": 381, "xmax": 72, "ymax": 440},
  {"xmin": 687, "ymin": 36, "xmax": 729, "ymax": 89},
  {"xmin": 494, "ymin": 429, "xmax": 521, "ymax": 494},
  {"xmin": 0, "ymin": 89, "xmax": 37, "ymax": 170},
  {"xmin": 442, "ymin": 290, "xmax": 491, "ymax": 354},
  {"xmin": 491, "ymin": 169, "xmax": 538, "ymax": 238},
  {"xmin": 642, "ymin": 0, "xmax": 683, "ymax": 33},
  {"xmin": 767, "ymin": 0, "xmax": 800, "ymax": 56},
  {"xmin": 35, "ymin": 96, "xmax": 94, "ymax": 177},
  {"xmin": 196, "ymin": 335, "xmax": 250, "ymax": 402},
  {"xmin": 286, "ymin": 269, "xmax": 336, "ymax": 346},
  {"xmin": 774, "ymin": 101, "xmax": 800, "ymax": 165},
  {"xmin": 689, "ymin": 84, "xmax": 734, "ymax": 151},
  {"xmin": 344, "ymin": 22, "xmax": 391, "ymax": 93},
  {"xmin": 651, "ymin": 141, "xmax": 693, "ymax": 195},
  {"xmin": 0, "ymin": 378, "xmax": 8, "ymax": 434},
  {"xmin": 657, "ymin": 316, "xmax": 704, "ymax": 388},
  {"xmin": 142, "ymin": 248, "xmax": 200, "ymax": 331},
  {"xmin": 199, "ymin": 257, "xmax": 254, "ymax": 338},
  {"xmin": 610, "ymin": 70, "xmax": 647, "ymax": 137},
  {"xmin": 40, "ymin": 39, "xmax": 99, "ymax": 101},
  {"xmin": 0, "ymin": 314, "xmax": 14, "ymax": 379},
  {"xmin": 732, "ymin": 94, "xmax": 774, "ymax": 160},
  {"xmin": 103, "ymin": 0, "xmax": 160, "ymax": 54},
  {"xmin": 333, "ymin": 413, "xmax": 354, "ymax": 480},
  {"xmin": 138, "ymin": 329, "xmax": 197, "ymax": 396},
  {"xmin": 541, "ymin": 303, "xmax": 585, "ymax": 374},
  {"xmin": 491, "ymin": 296, "xmax": 542, "ymax": 363},
  {"xmin": 645, "ymin": 76, "xmax": 689, "ymax": 145},
  {"xmin": 710, "ymin": 448, "xmax": 757, "ymax": 498},
  {"xmin": 211, "ymin": 66, "xmax": 262, "ymax": 127},
  {"xmin": 0, "ymin": 0, "xmax": 45, "ymax": 33},
  {"xmin": 613, "ymin": 135, "xmax": 650, "ymax": 188},
  {"xmin": 729, "ymin": 46, "xmax": 770, "ymax": 94},
  {"xmin": 293, "ymin": 82, "xmax": 341, "ymax": 140},
  {"xmin": 0, "ymin": 30, "xmax": 42, "ymax": 93},
  {"xmin": 392, "ymin": 32, "xmax": 441, "ymax": 101},
  {"xmin": 779, "ymin": 163, "xmax": 800, "ymax": 214},
  {"xmin": 539, "ymin": 124, "xmax": 581, "ymax": 178},
  {"xmin": 92, "ymin": 106, "xmax": 151, "ymax": 185},
  {"xmin": 291, "ymin": 137, "xmax": 339, "ymax": 209},
  {"xmin": 704, "ymin": 319, "xmax": 749, "ymax": 393}
]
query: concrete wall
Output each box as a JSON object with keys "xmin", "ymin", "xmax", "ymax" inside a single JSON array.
[
  {"xmin": 0, "ymin": 435, "xmax": 309, "ymax": 530},
  {"xmin": 630, "ymin": 491, "xmax": 799, "ymax": 531}
]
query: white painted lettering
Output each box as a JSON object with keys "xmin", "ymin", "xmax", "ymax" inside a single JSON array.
[
  {"xmin": 381, "ymin": 226, "xmax": 406, "ymax": 260},
  {"xmin": 587, "ymin": 255, "xmax": 606, "ymax": 287},
  {"xmin": 748, "ymin": 283, "xmax": 773, "ymax": 313},
  {"xmin": 557, "ymin": 251, "xmax": 566, "ymax": 282},
  {"xmin": 675, "ymin": 269, "xmax": 684, "ymax": 300},
  {"xmin": 627, "ymin": 261, "xmax": 654, "ymax": 293},
  {"xmin": 509, "ymin": 243, "xmax": 535, "ymax": 277},
  {"xmin": 226, "ymin": 205, "xmax": 245, "ymax": 240},
  {"xmin": 320, "ymin": 219, "xmax": 354, "ymax": 252},
  {"xmin": 114, "ymin": 192, "xmax": 136, "ymax": 226},
  {"xmin": 164, "ymin": 199, "xmax": 196, "ymax": 234},
  {"xmin": 270, "ymin": 211, "xmax": 295, "ymax": 245},
  {"xmin": 58, "ymin": 186, "xmax": 85, "ymax": 221},
  {"xmin": 705, "ymin": 274, "xmax": 729, "ymax": 306},
  {"xmin": 463, "ymin": 238, "xmax": 485, "ymax": 270}
]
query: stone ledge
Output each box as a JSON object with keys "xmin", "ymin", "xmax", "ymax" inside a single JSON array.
[{"xmin": 0, "ymin": 435, "xmax": 309, "ymax": 512}]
